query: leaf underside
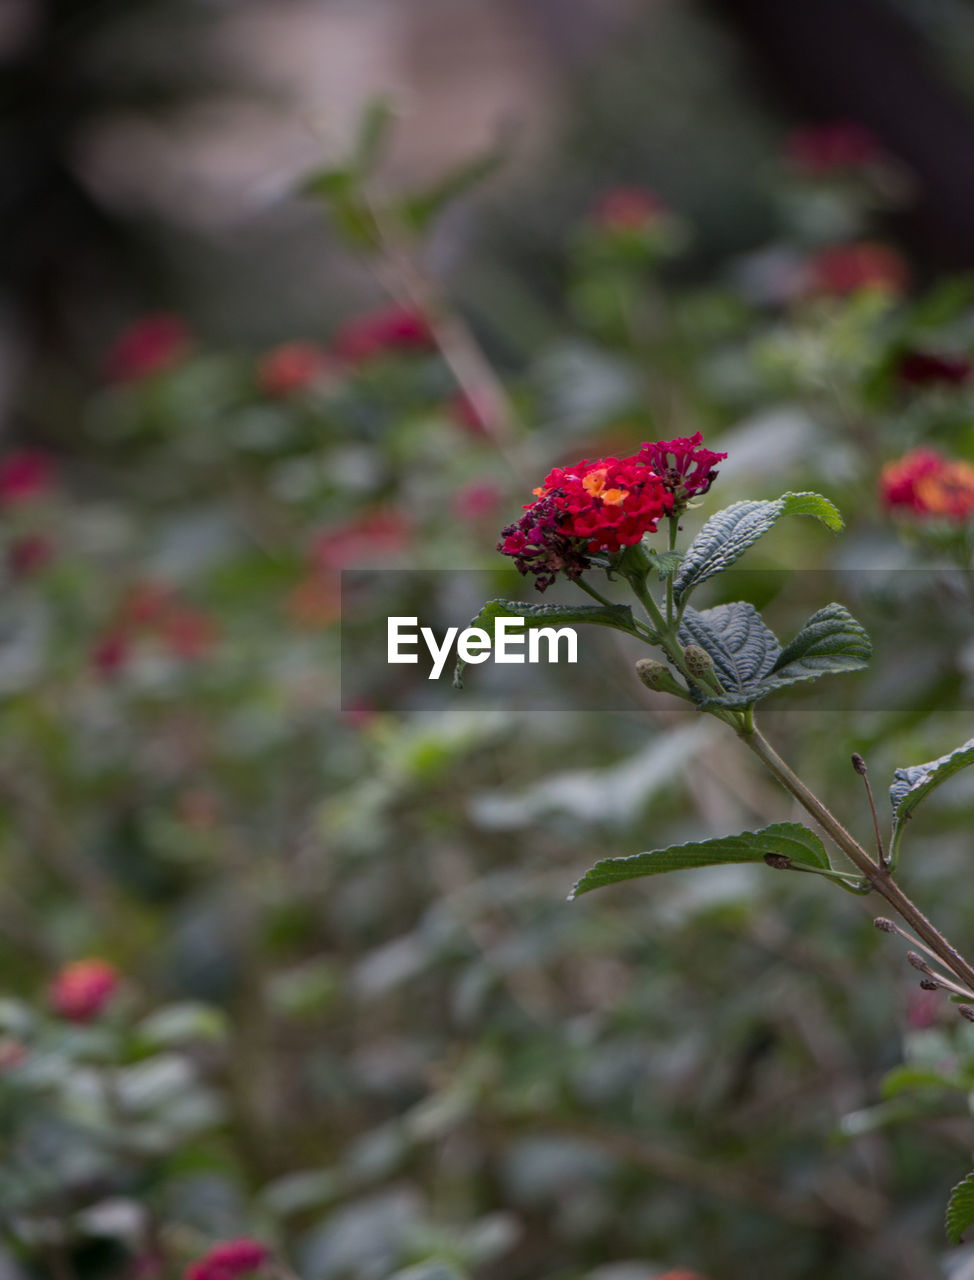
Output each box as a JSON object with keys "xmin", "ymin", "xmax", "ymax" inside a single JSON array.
[
  {"xmin": 673, "ymin": 492, "xmax": 843, "ymax": 602},
  {"xmin": 453, "ymin": 598, "xmax": 637, "ymax": 688},
  {"xmin": 889, "ymin": 737, "xmax": 974, "ymax": 863},
  {"xmin": 947, "ymin": 1169, "xmax": 974, "ymax": 1244},
  {"xmin": 569, "ymin": 822, "xmax": 829, "ymax": 899}
]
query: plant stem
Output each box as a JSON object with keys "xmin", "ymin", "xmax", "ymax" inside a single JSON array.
[{"xmin": 739, "ymin": 724, "xmax": 974, "ymax": 994}]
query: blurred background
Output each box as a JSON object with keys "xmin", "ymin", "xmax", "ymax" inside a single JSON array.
[{"xmin": 5, "ymin": 1, "xmax": 974, "ymax": 1278}]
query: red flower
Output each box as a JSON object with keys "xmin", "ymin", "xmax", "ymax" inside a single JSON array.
[
  {"xmin": 105, "ymin": 313, "xmax": 190, "ymax": 383},
  {"xmin": 92, "ymin": 629, "xmax": 130, "ymax": 678},
  {"xmin": 160, "ymin": 607, "xmax": 219, "ymax": 660},
  {"xmin": 805, "ymin": 243, "xmax": 909, "ymax": 297},
  {"xmin": 8, "ymin": 534, "xmax": 53, "ymax": 577},
  {"xmin": 49, "ymin": 959, "xmax": 120, "ymax": 1022},
  {"xmin": 897, "ymin": 350, "xmax": 972, "ymax": 388},
  {"xmin": 592, "ymin": 186, "xmax": 667, "ymax": 232},
  {"xmin": 120, "ymin": 581, "xmax": 176, "ymax": 629},
  {"xmin": 184, "ymin": 1239, "xmax": 269, "ymax": 1280},
  {"xmin": 499, "ymin": 448, "xmax": 687, "ymax": 590},
  {"xmin": 448, "ymin": 390, "xmax": 492, "ymax": 436},
  {"xmin": 880, "ymin": 448, "xmax": 974, "ymax": 520},
  {"xmin": 257, "ymin": 342, "xmax": 330, "ymax": 397},
  {"xmin": 785, "ymin": 121, "xmax": 883, "ymax": 176},
  {"xmin": 312, "ymin": 510, "xmax": 410, "ymax": 570},
  {"xmin": 0, "ymin": 450, "xmax": 55, "ymax": 506},
  {"xmin": 452, "ymin": 481, "xmax": 502, "ymax": 521},
  {"xmin": 333, "ymin": 305, "xmax": 434, "ymax": 364},
  {"xmin": 638, "ymin": 433, "xmax": 727, "ymax": 504}
]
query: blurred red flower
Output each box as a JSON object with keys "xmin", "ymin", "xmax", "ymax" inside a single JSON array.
[
  {"xmin": 50, "ymin": 959, "xmax": 120, "ymax": 1021},
  {"xmin": 448, "ymin": 389, "xmax": 493, "ymax": 437},
  {"xmin": 184, "ymin": 1239, "xmax": 269, "ymax": 1280},
  {"xmin": 0, "ymin": 450, "xmax": 56, "ymax": 505},
  {"xmin": 592, "ymin": 186, "xmax": 667, "ymax": 232},
  {"xmin": 8, "ymin": 534, "xmax": 53, "ymax": 577},
  {"xmin": 805, "ymin": 243, "xmax": 909, "ymax": 297},
  {"xmin": 896, "ymin": 350, "xmax": 972, "ymax": 387},
  {"xmin": 257, "ymin": 341, "xmax": 331, "ymax": 397},
  {"xmin": 785, "ymin": 121, "xmax": 883, "ymax": 175},
  {"xmin": 452, "ymin": 480, "xmax": 503, "ymax": 520},
  {"xmin": 333, "ymin": 305, "xmax": 434, "ymax": 363},
  {"xmin": 92, "ymin": 629, "xmax": 131, "ymax": 678},
  {"xmin": 105, "ymin": 313, "xmax": 191, "ymax": 383},
  {"xmin": 880, "ymin": 447, "xmax": 974, "ymax": 520},
  {"xmin": 312, "ymin": 510, "xmax": 410, "ymax": 570},
  {"xmin": 160, "ymin": 607, "xmax": 219, "ymax": 661}
]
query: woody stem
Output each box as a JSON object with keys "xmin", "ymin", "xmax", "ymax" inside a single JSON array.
[{"xmin": 739, "ymin": 724, "xmax": 974, "ymax": 994}]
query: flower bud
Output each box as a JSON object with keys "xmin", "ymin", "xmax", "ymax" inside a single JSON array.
[
  {"xmin": 683, "ymin": 644, "xmax": 723, "ymax": 694},
  {"xmin": 635, "ymin": 658, "xmax": 685, "ymax": 697}
]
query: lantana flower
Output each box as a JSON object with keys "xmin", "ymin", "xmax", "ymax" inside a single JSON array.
[
  {"xmin": 184, "ymin": 1238, "xmax": 270, "ymax": 1280},
  {"xmin": 880, "ymin": 448, "xmax": 974, "ymax": 520},
  {"xmin": 804, "ymin": 242, "xmax": 909, "ymax": 298},
  {"xmin": 49, "ymin": 959, "xmax": 121, "ymax": 1022},
  {"xmin": 0, "ymin": 450, "xmax": 56, "ymax": 506},
  {"xmin": 333, "ymin": 305, "xmax": 433, "ymax": 364},
  {"xmin": 498, "ymin": 436, "xmax": 725, "ymax": 590},
  {"xmin": 104, "ymin": 313, "xmax": 190, "ymax": 383},
  {"xmin": 785, "ymin": 121, "xmax": 884, "ymax": 176},
  {"xmin": 257, "ymin": 341, "xmax": 331, "ymax": 397}
]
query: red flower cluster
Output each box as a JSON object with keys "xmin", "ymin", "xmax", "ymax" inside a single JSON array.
[
  {"xmin": 880, "ymin": 448, "xmax": 974, "ymax": 520},
  {"xmin": 49, "ymin": 959, "xmax": 120, "ymax": 1022},
  {"xmin": 897, "ymin": 350, "xmax": 972, "ymax": 388},
  {"xmin": 638, "ymin": 432, "xmax": 726, "ymax": 502},
  {"xmin": 257, "ymin": 341, "xmax": 331, "ymax": 397},
  {"xmin": 92, "ymin": 582, "xmax": 219, "ymax": 678},
  {"xmin": 591, "ymin": 186, "xmax": 667, "ymax": 233},
  {"xmin": 785, "ymin": 121, "xmax": 883, "ymax": 176},
  {"xmin": 184, "ymin": 1238, "xmax": 269, "ymax": 1280},
  {"xmin": 805, "ymin": 242, "xmax": 909, "ymax": 297},
  {"xmin": 499, "ymin": 436, "xmax": 724, "ymax": 590},
  {"xmin": 312, "ymin": 510, "xmax": 410, "ymax": 571},
  {"xmin": 105, "ymin": 313, "xmax": 191, "ymax": 383},
  {"xmin": 334, "ymin": 305, "xmax": 434, "ymax": 364},
  {"xmin": 0, "ymin": 450, "xmax": 56, "ymax": 506}
]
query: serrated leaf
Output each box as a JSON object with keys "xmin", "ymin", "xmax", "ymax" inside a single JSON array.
[
  {"xmin": 947, "ymin": 1169, "xmax": 974, "ymax": 1244},
  {"xmin": 679, "ymin": 601, "xmax": 780, "ymax": 691},
  {"xmin": 569, "ymin": 822, "xmax": 828, "ymax": 899},
  {"xmin": 453, "ymin": 598, "xmax": 639, "ymax": 688},
  {"xmin": 770, "ymin": 603, "xmax": 871, "ymax": 678},
  {"xmin": 646, "ymin": 548, "xmax": 684, "ymax": 580},
  {"xmin": 679, "ymin": 601, "xmax": 869, "ymax": 711},
  {"xmin": 673, "ymin": 492, "xmax": 842, "ymax": 601},
  {"xmin": 889, "ymin": 738, "xmax": 974, "ymax": 864}
]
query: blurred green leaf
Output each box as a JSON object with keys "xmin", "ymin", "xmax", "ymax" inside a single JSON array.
[{"xmin": 947, "ymin": 1169, "xmax": 974, "ymax": 1244}]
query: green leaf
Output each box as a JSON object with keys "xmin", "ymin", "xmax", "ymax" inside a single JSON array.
[
  {"xmin": 453, "ymin": 598, "xmax": 639, "ymax": 688},
  {"xmin": 300, "ymin": 167, "xmax": 357, "ymax": 201},
  {"xmin": 770, "ymin": 603, "xmax": 872, "ymax": 679},
  {"xmin": 889, "ymin": 737, "xmax": 974, "ymax": 865},
  {"xmin": 947, "ymin": 1169, "xmax": 974, "ymax": 1244},
  {"xmin": 646, "ymin": 548, "xmax": 684, "ymax": 580},
  {"xmin": 353, "ymin": 96, "xmax": 396, "ymax": 172},
  {"xmin": 880, "ymin": 1065, "xmax": 965, "ymax": 1100},
  {"xmin": 679, "ymin": 602, "xmax": 779, "ymax": 695},
  {"xmin": 401, "ymin": 138, "xmax": 509, "ymax": 234},
  {"xmin": 678, "ymin": 601, "xmax": 869, "ymax": 711},
  {"xmin": 673, "ymin": 492, "xmax": 843, "ymax": 601},
  {"xmin": 569, "ymin": 822, "xmax": 829, "ymax": 899}
]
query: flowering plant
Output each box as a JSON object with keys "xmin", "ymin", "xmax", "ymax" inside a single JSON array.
[{"xmin": 468, "ymin": 433, "xmax": 974, "ymax": 1241}]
